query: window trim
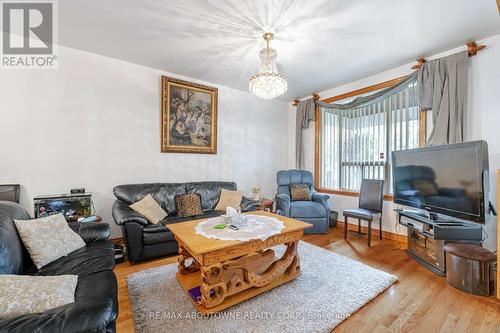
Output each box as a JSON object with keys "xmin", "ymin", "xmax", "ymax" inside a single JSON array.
[{"xmin": 314, "ymin": 76, "xmax": 426, "ymax": 201}]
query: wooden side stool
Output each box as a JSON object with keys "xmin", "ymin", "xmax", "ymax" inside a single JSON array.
[{"xmin": 444, "ymin": 243, "xmax": 496, "ymax": 296}]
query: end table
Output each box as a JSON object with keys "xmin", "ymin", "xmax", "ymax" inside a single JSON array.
[{"xmin": 258, "ymin": 198, "xmax": 274, "ymax": 212}]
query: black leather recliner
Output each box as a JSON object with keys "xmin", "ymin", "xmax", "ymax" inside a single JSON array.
[
  {"xmin": 0, "ymin": 201, "xmax": 118, "ymax": 333},
  {"xmin": 112, "ymin": 181, "xmax": 259, "ymax": 263}
]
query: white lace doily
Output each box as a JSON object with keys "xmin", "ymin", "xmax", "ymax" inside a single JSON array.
[{"xmin": 194, "ymin": 214, "xmax": 284, "ymax": 241}]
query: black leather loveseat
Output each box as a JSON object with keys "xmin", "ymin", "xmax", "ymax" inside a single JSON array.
[
  {"xmin": 112, "ymin": 181, "xmax": 259, "ymax": 263},
  {"xmin": 0, "ymin": 201, "xmax": 118, "ymax": 333}
]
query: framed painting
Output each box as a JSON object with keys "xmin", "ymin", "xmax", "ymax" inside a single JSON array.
[{"xmin": 161, "ymin": 76, "xmax": 218, "ymax": 154}]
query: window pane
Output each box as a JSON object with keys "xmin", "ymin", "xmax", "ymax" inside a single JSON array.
[
  {"xmin": 319, "ymin": 80, "xmax": 420, "ymax": 193},
  {"xmin": 339, "ymin": 105, "xmax": 385, "ymax": 192},
  {"xmin": 387, "ymin": 81, "xmax": 419, "ymax": 192}
]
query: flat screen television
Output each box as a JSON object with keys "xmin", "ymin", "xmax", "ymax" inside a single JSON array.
[{"xmin": 392, "ymin": 141, "xmax": 489, "ymax": 223}]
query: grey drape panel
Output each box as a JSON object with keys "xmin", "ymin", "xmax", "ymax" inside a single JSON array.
[
  {"xmin": 316, "ymin": 73, "xmax": 417, "ymax": 110},
  {"xmin": 417, "ymin": 51, "xmax": 469, "ymax": 145},
  {"xmin": 295, "ymin": 98, "xmax": 316, "ymax": 169}
]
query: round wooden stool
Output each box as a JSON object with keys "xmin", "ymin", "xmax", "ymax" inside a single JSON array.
[{"xmin": 443, "ymin": 243, "xmax": 496, "ymax": 296}]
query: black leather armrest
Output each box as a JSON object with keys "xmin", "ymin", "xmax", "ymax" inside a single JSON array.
[
  {"xmin": 68, "ymin": 222, "xmax": 110, "ymax": 243},
  {"xmin": 112, "ymin": 200, "xmax": 148, "ymax": 226},
  {"xmin": 0, "ymin": 270, "xmax": 118, "ymax": 333},
  {"xmin": 121, "ymin": 221, "xmax": 145, "ymax": 262},
  {"xmin": 241, "ymin": 196, "xmax": 260, "ymax": 212}
]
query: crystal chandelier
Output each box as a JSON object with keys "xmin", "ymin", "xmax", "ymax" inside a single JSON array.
[{"xmin": 249, "ymin": 32, "xmax": 287, "ymax": 99}]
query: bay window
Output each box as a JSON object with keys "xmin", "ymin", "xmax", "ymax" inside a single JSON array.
[{"xmin": 317, "ymin": 78, "xmax": 425, "ymax": 195}]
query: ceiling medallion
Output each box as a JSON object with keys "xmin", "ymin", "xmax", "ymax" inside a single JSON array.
[{"xmin": 249, "ymin": 32, "xmax": 287, "ymax": 99}]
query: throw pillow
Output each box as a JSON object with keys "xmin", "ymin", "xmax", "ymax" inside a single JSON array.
[
  {"xmin": 14, "ymin": 214, "xmax": 86, "ymax": 269},
  {"xmin": 0, "ymin": 275, "xmax": 78, "ymax": 318},
  {"xmin": 290, "ymin": 184, "xmax": 312, "ymax": 201},
  {"xmin": 129, "ymin": 194, "xmax": 168, "ymax": 224},
  {"xmin": 175, "ymin": 193, "xmax": 204, "ymax": 218},
  {"xmin": 413, "ymin": 180, "xmax": 439, "ymax": 197},
  {"xmin": 214, "ymin": 189, "xmax": 243, "ymax": 211}
]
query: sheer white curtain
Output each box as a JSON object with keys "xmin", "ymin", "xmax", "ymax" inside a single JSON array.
[{"xmin": 319, "ymin": 81, "xmax": 419, "ymax": 193}]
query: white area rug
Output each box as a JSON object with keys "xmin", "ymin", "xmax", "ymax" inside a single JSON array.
[{"xmin": 127, "ymin": 241, "xmax": 397, "ymax": 333}]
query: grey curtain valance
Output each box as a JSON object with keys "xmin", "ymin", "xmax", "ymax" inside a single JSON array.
[
  {"xmin": 295, "ymin": 98, "xmax": 316, "ymax": 169},
  {"xmin": 295, "ymin": 49, "xmax": 469, "ymax": 169},
  {"xmin": 315, "ymin": 50, "xmax": 469, "ymax": 146},
  {"xmin": 315, "ymin": 72, "xmax": 417, "ymax": 110}
]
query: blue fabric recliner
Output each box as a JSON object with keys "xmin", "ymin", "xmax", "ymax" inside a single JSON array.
[{"xmin": 275, "ymin": 169, "xmax": 330, "ymax": 234}]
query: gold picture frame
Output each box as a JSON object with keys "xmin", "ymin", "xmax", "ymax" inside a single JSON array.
[{"xmin": 161, "ymin": 76, "xmax": 218, "ymax": 154}]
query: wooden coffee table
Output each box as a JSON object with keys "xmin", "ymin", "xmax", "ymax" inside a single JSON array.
[{"xmin": 167, "ymin": 211, "xmax": 312, "ymax": 314}]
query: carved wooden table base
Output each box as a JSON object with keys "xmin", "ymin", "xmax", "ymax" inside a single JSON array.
[
  {"xmin": 178, "ymin": 244, "xmax": 200, "ymax": 275},
  {"xmin": 201, "ymin": 240, "xmax": 299, "ymax": 308},
  {"xmin": 167, "ymin": 211, "xmax": 312, "ymax": 314},
  {"xmin": 177, "ymin": 240, "xmax": 301, "ymax": 309}
]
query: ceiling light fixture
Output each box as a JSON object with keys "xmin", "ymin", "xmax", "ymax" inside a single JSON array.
[{"xmin": 249, "ymin": 32, "xmax": 287, "ymax": 99}]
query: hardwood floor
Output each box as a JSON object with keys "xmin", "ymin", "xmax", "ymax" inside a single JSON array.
[{"xmin": 114, "ymin": 226, "xmax": 500, "ymax": 333}]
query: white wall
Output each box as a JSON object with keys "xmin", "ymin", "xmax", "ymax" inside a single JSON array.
[
  {"xmin": 0, "ymin": 46, "xmax": 289, "ymax": 238},
  {"xmin": 468, "ymin": 34, "xmax": 500, "ymax": 250},
  {"xmin": 289, "ymin": 34, "xmax": 500, "ymax": 250}
]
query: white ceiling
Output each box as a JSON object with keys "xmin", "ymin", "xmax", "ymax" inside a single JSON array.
[{"xmin": 59, "ymin": 0, "xmax": 500, "ymax": 100}]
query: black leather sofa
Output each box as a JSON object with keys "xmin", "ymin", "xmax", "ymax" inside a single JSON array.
[
  {"xmin": 0, "ymin": 201, "xmax": 118, "ymax": 333},
  {"xmin": 112, "ymin": 181, "xmax": 259, "ymax": 263}
]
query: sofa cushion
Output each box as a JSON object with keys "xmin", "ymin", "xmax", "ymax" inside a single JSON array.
[
  {"xmin": 0, "ymin": 271, "xmax": 118, "ymax": 333},
  {"xmin": 142, "ymin": 209, "xmax": 228, "ymax": 245},
  {"xmin": 14, "ymin": 214, "xmax": 86, "ymax": 269},
  {"xmin": 214, "ymin": 189, "xmax": 243, "ymax": 211},
  {"xmin": 130, "ymin": 194, "xmax": 167, "ymax": 224},
  {"xmin": 290, "ymin": 201, "xmax": 326, "ymax": 218},
  {"xmin": 0, "ymin": 275, "xmax": 78, "ymax": 319},
  {"xmin": 34, "ymin": 241, "xmax": 115, "ymax": 277},
  {"xmin": 290, "ymin": 184, "xmax": 312, "ymax": 201},
  {"xmin": 164, "ymin": 210, "xmax": 223, "ymax": 224},
  {"xmin": 185, "ymin": 182, "xmax": 237, "ymax": 211},
  {"xmin": 113, "ymin": 183, "xmax": 187, "ymax": 214},
  {"xmin": 175, "ymin": 194, "xmax": 204, "ymax": 218},
  {"xmin": 0, "ymin": 202, "xmax": 33, "ymax": 275}
]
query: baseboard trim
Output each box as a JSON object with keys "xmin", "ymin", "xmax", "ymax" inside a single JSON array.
[{"xmin": 336, "ymin": 220, "xmax": 407, "ymax": 244}]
